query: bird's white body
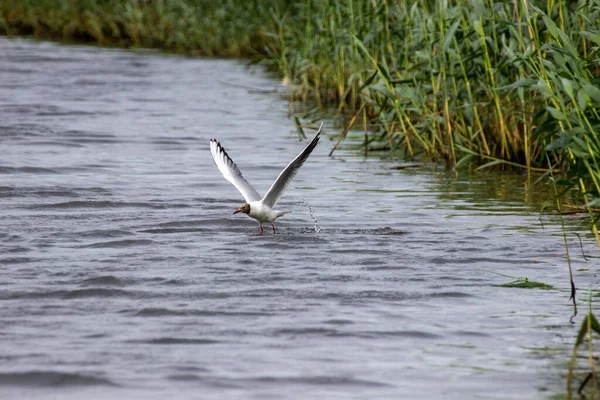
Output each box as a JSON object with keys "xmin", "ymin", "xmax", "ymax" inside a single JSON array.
[
  {"xmin": 247, "ymin": 201, "xmax": 291, "ymax": 223},
  {"xmin": 209, "ymin": 122, "xmax": 323, "ymax": 233}
]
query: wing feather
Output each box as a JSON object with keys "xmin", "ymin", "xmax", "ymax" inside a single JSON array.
[
  {"xmin": 261, "ymin": 122, "xmax": 323, "ymax": 208},
  {"xmin": 209, "ymin": 139, "xmax": 261, "ymax": 202}
]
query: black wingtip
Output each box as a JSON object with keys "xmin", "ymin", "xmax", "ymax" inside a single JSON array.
[
  {"xmin": 215, "ymin": 141, "xmax": 234, "ymax": 165},
  {"xmin": 211, "ymin": 139, "xmax": 224, "ymax": 152},
  {"xmin": 315, "ymin": 121, "xmax": 324, "ymax": 136}
]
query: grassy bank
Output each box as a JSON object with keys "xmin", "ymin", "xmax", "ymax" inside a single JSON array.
[
  {"xmin": 1, "ymin": 0, "xmax": 599, "ymax": 242},
  {"xmin": 0, "ymin": 0, "xmax": 277, "ymax": 56}
]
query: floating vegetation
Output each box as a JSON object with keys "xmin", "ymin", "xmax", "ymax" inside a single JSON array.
[
  {"xmin": 498, "ymin": 278, "xmax": 554, "ymax": 290},
  {"xmin": 492, "ymin": 271, "xmax": 555, "ymax": 290}
]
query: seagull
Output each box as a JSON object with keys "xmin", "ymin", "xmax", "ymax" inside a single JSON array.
[{"xmin": 209, "ymin": 122, "xmax": 323, "ymax": 233}]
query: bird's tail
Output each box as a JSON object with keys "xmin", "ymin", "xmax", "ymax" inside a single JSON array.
[{"xmin": 276, "ymin": 210, "xmax": 292, "ymax": 218}]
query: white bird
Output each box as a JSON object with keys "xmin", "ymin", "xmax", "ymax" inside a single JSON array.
[{"xmin": 209, "ymin": 122, "xmax": 323, "ymax": 233}]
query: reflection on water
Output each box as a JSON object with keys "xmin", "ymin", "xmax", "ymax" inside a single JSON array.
[{"xmin": 0, "ymin": 37, "xmax": 598, "ymax": 400}]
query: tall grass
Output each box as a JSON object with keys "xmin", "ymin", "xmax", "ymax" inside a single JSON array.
[
  {"xmin": 258, "ymin": 0, "xmax": 600, "ymax": 242},
  {"xmin": 1, "ymin": 0, "xmax": 599, "ymax": 242},
  {"xmin": 0, "ymin": 0, "xmax": 277, "ymax": 56},
  {"xmin": 568, "ymin": 294, "xmax": 600, "ymax": 398}
]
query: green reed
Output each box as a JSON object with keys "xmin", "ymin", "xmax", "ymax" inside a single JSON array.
[
  {"xmin": 270, "ymin": 0, "xmax": 600, "ymax": 242},
  {"xmin": 568, "ymin": 293, "xmax": 600, "ymax": 398},
  {"xmin": 2, "ymin": 0, "xmax": 599, "ymax": 242},
  {"xmin": 0, "ymin": 0, "xmax": 278, "ymax": 56}
]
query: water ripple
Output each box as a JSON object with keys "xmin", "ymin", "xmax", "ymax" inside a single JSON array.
[
  {"xmin": 0, "ymin": 371, "xmax": 117, "ymax": 387},
  {"xmin": 26, "ymin": 201, "xmax": 189, "ymax": 210},
  {"xmin": 129, "ymin": 337, "xmax": 220, "ymax": 345},
  {"xmin": 80, "ymin": 239, "xmax": 154, "ymax": 248}
]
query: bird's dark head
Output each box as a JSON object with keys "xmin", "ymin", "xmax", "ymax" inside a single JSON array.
[{"xmin": 233, "ymin": 203, "xmax": 250, "ymax": 215}]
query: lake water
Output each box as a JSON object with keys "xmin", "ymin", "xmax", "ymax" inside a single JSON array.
[{"xmin": 1, "ymin": 37, "xmax": 598, "ymax": 399}]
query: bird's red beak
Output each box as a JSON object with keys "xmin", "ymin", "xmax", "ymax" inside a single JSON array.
[{"xmin": 233, "ymin": 209, "xmax": 241, "ymax": 214}]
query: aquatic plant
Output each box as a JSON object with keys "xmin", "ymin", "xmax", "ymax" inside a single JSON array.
[{"xmin": 568, "ymin": 293, "xmax": 600, "ymax": 398}]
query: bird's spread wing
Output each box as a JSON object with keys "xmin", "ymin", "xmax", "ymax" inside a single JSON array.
[
  {"xmin": 210, "ymin": 139, "xmax": 262, "ymax": 203},
  {"xmin": 261, "ymin": 122, "xmax": 323, "ymax": 208}
]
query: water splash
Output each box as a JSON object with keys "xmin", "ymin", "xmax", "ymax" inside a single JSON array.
[{"xmin": 301, "ymin": 198, "xmax": 321, "ymax": 233}]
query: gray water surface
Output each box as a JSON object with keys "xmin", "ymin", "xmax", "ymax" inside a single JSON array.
[{"xmin": 1, "ymin": 37, "xmax": 598, "ymax": 400}]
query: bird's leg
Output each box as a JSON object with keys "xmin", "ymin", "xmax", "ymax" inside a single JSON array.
[
  {"xmin": 259, "ymin": 224, "xmax": 264, "ymax": 234},
  {"xmin": 271, "ymin": 223, "xmax": 276, "ymax": 234}
]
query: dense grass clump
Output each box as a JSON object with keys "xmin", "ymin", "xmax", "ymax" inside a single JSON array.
[
  {"xmin": 260, "ymin": 0, "xmax": 600, "ymax": 242},
  {"xmin": 0, "ymin": 0, "xmax": 277, "ymax": 56},
  {"xmin": 1, "ymin": 0, "xmax": 599, "ymax": 242}
]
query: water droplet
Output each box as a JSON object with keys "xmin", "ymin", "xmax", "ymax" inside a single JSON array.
[{"xmin": 301, "ymin": 198, "xmax": 320, "ymax": 233}]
